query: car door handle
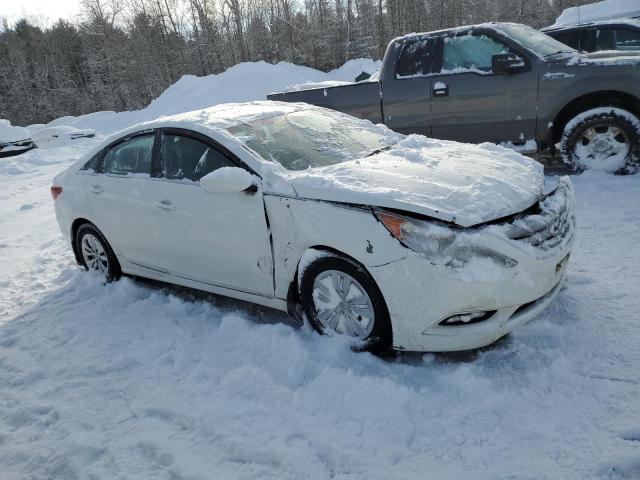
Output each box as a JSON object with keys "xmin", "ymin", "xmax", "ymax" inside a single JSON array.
[
  {"xmin": 90, "ymin": 184, "xmax": 103, "ymax": 195},
  {"xmin": 154, "ymin": 200, "xmax": 175, "ymax": 211},
  {"xmin": 433, "ymin": 83, "xmax": 449, "ymax": 97}
]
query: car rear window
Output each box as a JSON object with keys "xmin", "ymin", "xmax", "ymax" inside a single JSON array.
[{"xmin": 396, "ymin": 38, "xmax": 435, "ymax": 78}]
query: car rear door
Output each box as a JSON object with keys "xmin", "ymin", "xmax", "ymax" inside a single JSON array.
[
  {"xmin": 137, "ymin": 129, "xmax": 274, "ymax": 297},
  {"xmin": 86, "ymin": 130, "xmax": 159, "ymax": 264}
]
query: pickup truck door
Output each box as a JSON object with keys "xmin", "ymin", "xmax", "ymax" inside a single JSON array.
[
  {"xmin": 381, "ymin": 36, "xmax": 436, "ymax": 136},
  {"xmin": 428, "ymin": 32, "xmax": 508, "ymax": 143}
]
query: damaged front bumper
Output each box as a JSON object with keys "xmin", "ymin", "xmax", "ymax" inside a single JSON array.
[{"xmin": 369, "ymin": 177, "xmax": 576, "ymax": 352}]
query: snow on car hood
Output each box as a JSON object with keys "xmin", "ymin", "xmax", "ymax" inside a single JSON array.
[{"xmin": 283, "ymin": 136, "xmax": 544, "ymax": 227}]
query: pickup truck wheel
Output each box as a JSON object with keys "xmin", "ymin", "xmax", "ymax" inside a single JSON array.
[
  {"xmin": 561, "ymin": 107, "xmax": 640, "ymax": 174},
  {"xmin": 300, "ymin": 255, "xmax": 392, "ymax": 353}
]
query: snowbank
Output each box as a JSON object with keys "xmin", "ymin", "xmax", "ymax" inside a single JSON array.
[
  {"xmin": 551, "ymin": 0, "xmax": 640, "ymax": 27},
  {"xmin": 40, "ymin": 59, "xmax": 381, "ymax": 136},
  {"xmin": 0, "ymin": 119, "xmax": 30, "ymax": 142}
]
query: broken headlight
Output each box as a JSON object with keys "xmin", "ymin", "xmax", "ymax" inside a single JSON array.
[{"xmin": 374, "ymin": 210, "xmax": 517, "ymax": 268}]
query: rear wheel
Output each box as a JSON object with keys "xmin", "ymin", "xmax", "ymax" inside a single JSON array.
[
  {"xmin": 300, "ymin": 255, "xmax": 391, "ymax": 352},
  {"xmin": 561, "ymin": 107, "xmax": 640, "ymax": 174},
  {"xmin": 76, "ymin": 223, "xmax": 120, "ymax": 283}
]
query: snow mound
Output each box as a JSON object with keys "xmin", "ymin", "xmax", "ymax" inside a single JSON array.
[
  {"xmin": 39, "ymin": 59, "xmax": 381, "ymax": 136},
  {"xmin": 551, "ymin": 0, "xmax": 640, "ymax": 27},
  {"xmin": 0, "ymin": 119, "xmax": 30, "ymax": 143}
]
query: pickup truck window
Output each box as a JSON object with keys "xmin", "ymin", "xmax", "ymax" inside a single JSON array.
[
  {"xmin": 226, "ymin": 109, "xmax": 401, "ymax": 171},
  {"xmin": 442, "ymin": 34, "xmax": 508, "ymax": 73},
  {"xmin": 396, "ymin": 38, "xmax": 435, "ymax": 78}
]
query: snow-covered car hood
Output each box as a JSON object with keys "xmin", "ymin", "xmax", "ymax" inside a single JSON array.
[{"xmin": 283, "ymin": 136, "xmax": 545, "ymax": 227}]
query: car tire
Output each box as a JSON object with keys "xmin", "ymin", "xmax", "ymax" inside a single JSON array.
[
  {"xmin": 75, "ymin": 223, "xmax": 121, "ymax": 283},
  {"xmin": 560, "ymin": 107, "xmax": 640, "ymax": 174},
  {"xmin": 299, "ymin": 254, "xmax": 392, "ymax": 353}
]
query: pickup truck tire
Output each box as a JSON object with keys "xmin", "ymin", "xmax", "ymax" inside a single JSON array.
[
  {"xmin": 561, "ymin": 107, "xmax": 640, "ymax": 174},
  {"xmin": 300, "ymin": 255, "xmax": 392, "ymax": 353}
]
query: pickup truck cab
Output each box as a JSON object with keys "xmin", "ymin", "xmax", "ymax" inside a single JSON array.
[{"xmin": 268, "ymin": 22, "xmax": 640, "ymax": 173}]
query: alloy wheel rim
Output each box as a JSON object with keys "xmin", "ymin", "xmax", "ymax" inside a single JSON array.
[
  {"xmin": 81, "ymin": 234, "xmax": 109, "ymax": 278},
  {"xmin": 574, "ymin": 123, "xmax": 630, "ymax": 165},
  {"xmin": 312, "ymin": 270, "xmax": 375, "ymax": 338}
]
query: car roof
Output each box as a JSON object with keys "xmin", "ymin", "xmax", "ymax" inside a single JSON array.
[
  {"xmin": 390, "ymin": 22, "xmax": 527, "ymax": 43},
  {"xmin": 542, "ymin": 18, "xmax": 640, "ymax": 33}
]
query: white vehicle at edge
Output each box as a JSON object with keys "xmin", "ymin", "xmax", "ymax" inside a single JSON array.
[{"xmin": 52, "ymin": 102, "xmax": 576, "ymax": 352}]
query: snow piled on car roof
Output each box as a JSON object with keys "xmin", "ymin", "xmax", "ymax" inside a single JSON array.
[{"xmin": 551, "ymin": 0, "xmax": 640, "ymax": 27}]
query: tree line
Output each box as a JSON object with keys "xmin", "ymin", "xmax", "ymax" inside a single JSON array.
[{"xmin": 0, "ymin": 0, "xmax": 592, "ymax": 126}]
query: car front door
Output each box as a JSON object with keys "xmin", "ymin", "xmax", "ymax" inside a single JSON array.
[
  {"xmin": 428, "ymin": 31, "xmax": 509, "ymax": 143},
  {"xmin": 138, "ymin": 129, "xmax": 274, "ymax": 297}
]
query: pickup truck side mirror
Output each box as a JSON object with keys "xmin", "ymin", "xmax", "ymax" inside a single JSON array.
[{"xmin": 491, "ymin": 53, "xmax": 527, "ymax": 74}]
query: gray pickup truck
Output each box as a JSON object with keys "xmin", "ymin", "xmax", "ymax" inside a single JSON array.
[{"xmin": 268, "ymin": 22, "xmax": 640, "ymax": 173}]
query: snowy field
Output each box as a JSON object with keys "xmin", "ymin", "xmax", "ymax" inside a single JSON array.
[{"xmin": 1, "ymin": 61, "xmax": 640, "ymax": 479}]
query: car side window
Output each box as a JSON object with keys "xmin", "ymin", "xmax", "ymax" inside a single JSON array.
[
  {"xmin": 80, "ymin": 153, "xmax": 100, "ymax": 171},
  {"xmin": 102, "ymin": 135, "xmax": 154, "ymax": 176},
  {"xmin": 396, "ymin": 38, "xmax": 435, "ymax": 78},
  {"xmin": 160, "ymin": 134, "xmax": 235, "ymax": 182},
  {"xmin": 441, "ymin": 34, "xmax": 509, "ymax": 73},
  {"xmin": 582, "ymin": 28, "xmax": 616, "ymax": 52},
  {"xmin": 553, "ymin": 31, "xmax": 581, "ymax": 51},
  {"xmin": 615, "ymin": 28, "xmax": 640, "ymax": 51}
]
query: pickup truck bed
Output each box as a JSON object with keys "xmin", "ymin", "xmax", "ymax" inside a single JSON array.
[{"xmin": 268, "ymin": 82, "xmax": 382, "ymax": 125}]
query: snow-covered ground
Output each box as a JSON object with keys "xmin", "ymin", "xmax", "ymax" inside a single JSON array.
[
  {"xmin": 1, "ymin": 59, "xmax": 639, "ymax": 479},
  {"xmin": 1, "ymin": 135, "xmax": 639, "ymax": 480}
]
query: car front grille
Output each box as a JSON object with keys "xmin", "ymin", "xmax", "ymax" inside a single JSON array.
[{"xmin": 504, "ymin": 177, "xmax": 575, "ymax": 251}]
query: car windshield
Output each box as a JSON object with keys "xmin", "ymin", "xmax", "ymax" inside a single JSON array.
[
  {"xmin": 226, "ymin": 109, "xmax": 401, "ymax": 170},
  {"xmin": 498, "ymin": 23, "xmax": 577, "ymax": 57}
]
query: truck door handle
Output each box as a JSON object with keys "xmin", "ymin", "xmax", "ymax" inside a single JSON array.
[
  {"xmin": 90, "ymin": 184, "xmax": 103, "ymax": 194},
  {"xmin": 154, "ymin": 200, "xmax": 175, "ymax": 211},
  {"xmin": 433, "ymin": 82, "xmax": 449, "ymax": 97}
]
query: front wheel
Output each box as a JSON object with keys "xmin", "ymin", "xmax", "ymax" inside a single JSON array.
[
  {"xmin": 299, "ymin": 255, "xmax": 392, "ymax": 352},
  {"xmin": 76, "ymin": 223, "xmax": 121, "ymax": 283},
  {"xmin": 560, "ymin": 107, "xmax": 640, "ymax": 174}
]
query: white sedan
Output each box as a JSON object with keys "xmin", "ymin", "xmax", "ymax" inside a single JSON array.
[{"xmin": 52, "ymin": 102, "xmax": 575, "ymax": 352}]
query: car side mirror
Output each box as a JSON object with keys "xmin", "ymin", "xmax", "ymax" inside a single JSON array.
[
  {"xmin": 491, "ymin": 53, "xmax": 526, "ymax": 74},
  {"xmin": 200, "ymin": 167, "xmax": 257, "ymax": 194}
]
